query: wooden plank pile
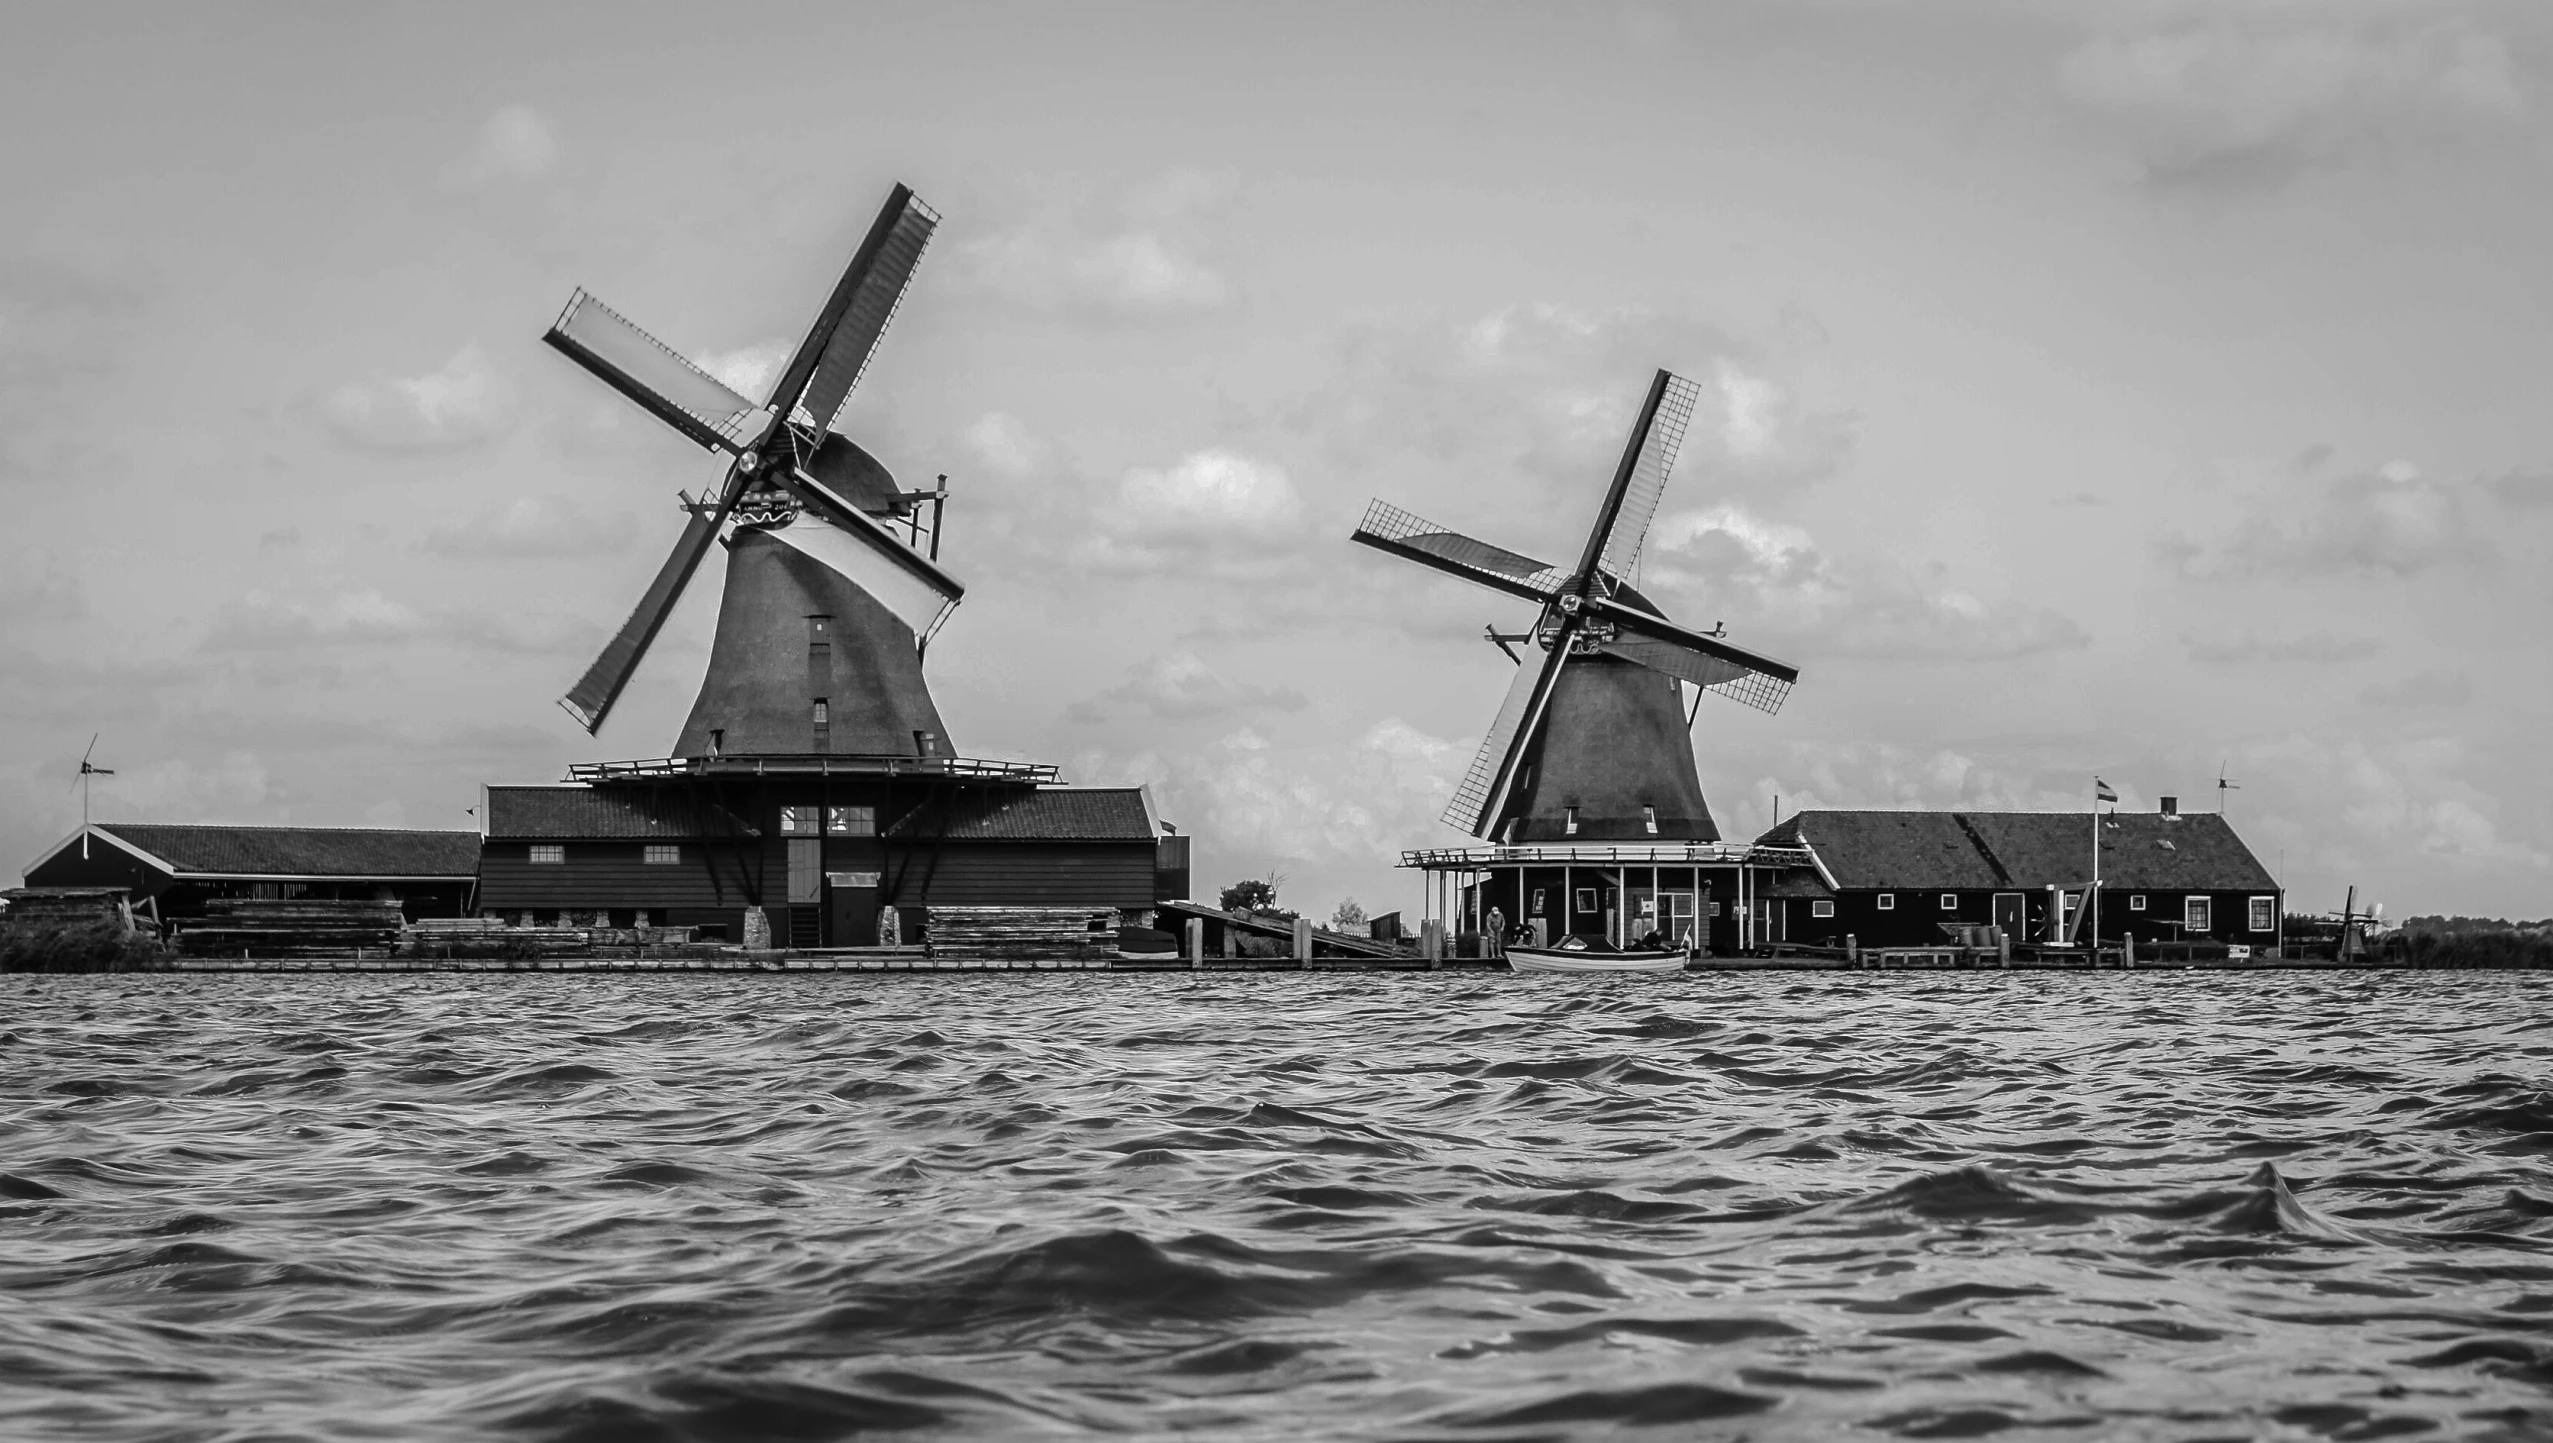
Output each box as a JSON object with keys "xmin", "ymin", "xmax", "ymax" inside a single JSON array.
[
  {"xmin": 403, "ymin": 917, "xmax": 591, "ymax": 960},
  {"xmin": 176, "ymin": 898, "xmax": 405, "ymax": 958},
  {"xmin": 927, "ymin": 906, "xmax": 1118, "ymax": 961}
]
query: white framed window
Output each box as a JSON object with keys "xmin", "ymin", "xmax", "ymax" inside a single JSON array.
[
  {"xmin": 2130, "ymin": 894, "xmax": 2146, "ymax": 911},
  {"xmin": 2186, "ymin": 896, "xmax": 2212, "ymax": 932},
  {"xmin": 1564, "ymin": 806, "xmax": 1580, "ymax": 836},
  {"xmin": 1574, "ymin": 887, "xmax": 1597, "ymax": 914},
  {"xmin": 1812, "ymin": 899, "xmax": 1835, "ymax": 918},
  {"xmin": 826, "ymin": 805, "xmax": 875, "ymax": 835},
  {"xmin": 1940, "ymin": 893, "xmax": 1958, "ymax": 911},
  {"xmin": 1642, "ymin": 805, "xmax": 1658, "ymax": 835},
  {"xmin": 643, "ymin": 844, "xmax": 679, "ymax": 865},
  {"xmin": 778, "ymin": 806, "xmax": 811, "ymax": 834},
  {"xmin": 529, "ymin": 844, "xmax": 564, "ymax": 865},
  {"xmin": 1876, "ymin": 893, "xmax": 1895, "ymax": 911},
  {"xmin": 1709, "ymin": 900, "xmax": 1723, "ymax": 917},
  {"xmin": 2249, "ymin": 896, "xmax": 2275, "ymax": 932}
]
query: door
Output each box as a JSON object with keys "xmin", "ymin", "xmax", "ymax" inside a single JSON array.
[
  {"xmin": 1993, "ymin": 892, "xmax": 2024, "ymax": 939},
  {"xmin": 786, "ymin": 839, "xmax": 822, "ymax": 946},
  {"xmin": 827, "ymin": 870, "xmax": 881, "ymax": 945}
]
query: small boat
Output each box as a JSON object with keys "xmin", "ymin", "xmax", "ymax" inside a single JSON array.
[{"xmin": 1505, "ymin": 937, "xmax": 1688, "ymax": 975}]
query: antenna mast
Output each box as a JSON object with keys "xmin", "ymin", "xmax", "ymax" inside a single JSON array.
[{"xmin": 72, "ymin": 734, "xmax": 114, "ymax": 859}]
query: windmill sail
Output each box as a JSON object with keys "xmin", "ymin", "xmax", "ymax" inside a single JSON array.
[
  {"xmin": 560, "ymin": 501, "xmax": 736, "ymax": 732},
  {"xmin": 1443, "ymin": 634, "xmax": 1574, "ymax": 836},
  {"xmin": 1585, "ymin": 595, "xmax": 1796, "ymax": 713},
  {"xmin": 1352, "ymin": 500, "xmax": 1568, "ymax": 603},
  {"xmin": 763, "ymin": 465, "xmax": 964, "ymax": 639},
  {"xmin": 792, "ymin": 189, "xmax": 940, "ymax": 434},
  {"xmin": 1591, "ymin": 369, "xmax": 1701, "ymax": 584},
  {"xmin": 545, "ymin": 291, "xmax": 769, "ymax": 452}
]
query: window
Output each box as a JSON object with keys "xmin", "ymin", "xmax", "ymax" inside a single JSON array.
[
  {"xmin": 812, "ymin": 698, "xmax": 829, "ymax": 726},
  {"xmin": 1876, "ymin": 893, "xmax": 1895, "ymax": 911},
  {"xmin": 1940, "ymin": 893, "xmax": 1958, "ymax": 911},
  {"xmin": 2186, "ymin": 896, "xmax": 2212, "ymax": 932},
  {"xmin": 778, "ymin": 806, "xmax": 811, "ymax": 834},
  {"xmin": 643, "ymin": 844, "xmax": 679, "ymax": 865},
  {"xmin": 529, "ymin": 844, "xmax": 564, "ymax": 865},
  {"xmin": 1530, "ymin": 888, "xmax": 1546, "ymax": 917},
  {"xmin": 1812, "ymin": 899, "xmax": 1835, "ymax": 918},
  {"xmin": 1643, "ymin": 805, "xmax": 1658, "ymax": 835},
  {"xmin": 708, "ymin": 728, "xmax": 724, "ymax": 756},
  {"xmin": 1709, "ymin": 900, "xmax": 1722, "ymax": 917},
  {"xmin": 2130, "ymin": 894, "xmax": 2146, "ymax": 911},
  {"xmin": 2249, "ymin": 896, "xmax": 2275, "ymax": 932},
  {"xmin": 826, "ymin": 805, "xmax": 875, "ymax": 835},
  {"xmin": 1574, "ymin": 888, "xmax": 1597, "ymax": 914},
  {"xmin": 1564, "ymin": 806, "xmax": 1580, "ymax": 836}
]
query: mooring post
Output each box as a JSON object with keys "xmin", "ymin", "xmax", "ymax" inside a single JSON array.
[
  {"xmin": 1186, "ymin": 917, "xmax": 1204, "ymax": 969},
  {"xmin": 1293, "ymin": 916, "xmax": 1313, "ymax": 968},
  {"xmin": 1846, "ymin": 933, "xmax": 1858, "ymax": 968},
  {"xmin": 1422, "ymin": 918, "xmax": 1444, "ymax": 970},
  {"xmin": 1999, "ymin": 930, "xmax": 2011, "ymax": 969},
  {"xmin": 2124, "ymin": 933, "xmax": 2136, "ymax": 969}
]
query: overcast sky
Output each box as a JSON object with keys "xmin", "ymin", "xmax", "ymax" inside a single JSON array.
[{"xmin": 4, "ymin": 1, "xmax": 2548, "ymax": 921}]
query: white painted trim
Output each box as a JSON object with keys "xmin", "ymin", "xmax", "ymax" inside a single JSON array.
[{"xmin": 22, "ymin": 825, "xmax": 179, "ymax": 881}]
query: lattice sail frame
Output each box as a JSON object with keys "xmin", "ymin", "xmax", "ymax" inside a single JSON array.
[
  {"xmin": 1353, "ymin": 500, "xmax": 1570, "ymax": 597},
  {"xmin": 1596, "ymin": 370, "xmax": 1701, "ymax": 585},
  {"xmin": 1441, "ymin": 643, "xmax": 1569, "ymax": 833}
]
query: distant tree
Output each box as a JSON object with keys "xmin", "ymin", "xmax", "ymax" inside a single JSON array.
[
  {"xmin": 1220, "ymin": 874, "xmax": 1284, "ymax": 914},
  {"xmin": 1329, "ymin": 897, "xmax": 1367, "ymax": 930}
]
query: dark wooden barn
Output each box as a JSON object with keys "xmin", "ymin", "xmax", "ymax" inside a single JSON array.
[
  {"xmin": 19, "ymin": 823, "xmax": 479, "ymax": 924},
  {"xmin": 1752, "ymin": 806, "xmax": 2283, "ymax": 950},
  {"xmin": 477, "ymin": 768, "xmax": 1168, "ymax": 947}
]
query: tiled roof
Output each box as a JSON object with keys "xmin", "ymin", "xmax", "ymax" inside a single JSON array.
[
  {"xmin": 94, "ymin": 824, "xmax": 480, "ymax": 879},
  {"xmin": 889, "ymin": 787, "xmax": 1154, "ymax": 842},
  {"xmin": 1760, "ymin": 810, "xmax": 2278, "ymax": 893},
  {"xmin": 483, "ymin": 786, "xmax": 756, "ymax": 840}
]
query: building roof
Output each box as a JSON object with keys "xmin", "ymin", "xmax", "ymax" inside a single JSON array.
[
  {"xmin": 88, "ymin": 823, "xmax": 480, "ymax": 879},
  {"xmin": 1759, "ymin": 810, "xmax": 2278, "ymax": 893},
  {"xmin": 482, "ymin": 786, "xmax": 756, "ymax": 840},
  {"xmin": 888, "ymin": 787, "xmax": 1155, "ymax": 842}
]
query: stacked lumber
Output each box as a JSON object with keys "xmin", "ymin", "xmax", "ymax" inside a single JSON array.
[
  {"xmin": 928, "ymin": 906, "xmax": 1118, "ymax": 960},
  {"xmin": 177, "ymin": 898, "xmax": 405, "ymax": 958},
  {"xmin": 403, "ymin": 917, "xmax": 590, "ymax": 959}
]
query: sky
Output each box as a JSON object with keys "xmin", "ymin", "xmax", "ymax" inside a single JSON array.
[{"xmin": 3, "ymin": 0, "xmax": 2549, "ymax": 923}]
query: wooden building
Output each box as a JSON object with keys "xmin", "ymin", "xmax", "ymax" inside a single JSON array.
[
  {"xmin": 19, "ymin": 823, "xmax": 479, "ymax": 923},
  {"xmin": 478, "ymin": 765, "xmax": 1167, "ymax": 946},
  {"xmin": 1752, "ymin": 805, "xmax": 2283, "ymax": 950}
]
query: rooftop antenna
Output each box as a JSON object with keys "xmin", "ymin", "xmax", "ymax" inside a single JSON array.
[
  {"xmin": 2216, "ymin": 760, "xmax": 2241, "ymax": 816},
  {"xmin": 70, "ymin": 733, "xmax": 114, "ymax": 859}
]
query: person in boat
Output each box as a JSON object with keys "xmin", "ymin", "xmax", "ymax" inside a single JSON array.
[{"xmin": 1633, "ymin": 926, "xmax": 1668, "ymax": 952}]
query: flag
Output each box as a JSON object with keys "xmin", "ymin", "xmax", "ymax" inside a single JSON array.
[{"xmin": 2094, "ymin": 777, "xmax": 2118, "ymax": 804}]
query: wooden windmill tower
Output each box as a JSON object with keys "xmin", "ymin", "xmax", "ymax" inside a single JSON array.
[
  {"xmin": 545, "ymin": 183, "xmax": 961, "ymax": 759},
  {"xmin": 1353, "ymin": 370, "xmax": 1803, "ymax": 951}
]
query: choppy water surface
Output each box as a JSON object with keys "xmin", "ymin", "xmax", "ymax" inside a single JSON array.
[{"xmin": 7, "ymin": 974, "xmax": 2553, "ymax": 1441}]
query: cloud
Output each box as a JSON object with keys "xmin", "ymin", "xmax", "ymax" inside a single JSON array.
[
  {"xmin": 1073, "ymin": 448, "xmax": 1308, "ymax": 578},
  {"xmin": 2058, "ymin": 12, "xmax": 2527, "ymax": 190},
  {"xmin": 1079, "ymin": 719, "xmax": 1467, "ymax": 868},
  {"xmin": 2360, "ymin": 669, "xmax": 2475, "ymax": 708},
  {"xmin": 1301, "ymin": 303, "xmax": 1857, "ymax": 517},
  {"xmin": 954, "ymin": 170, "xmax": 1240, "ymax": 319},
  {"xmin": 443, "ymin": 105, "xmax": 562, "ymax": 187},
  {"xmin": 1643, "ymin": 503, "xmax": 2091, "ymax": 661},
  {"xmin": 318, "ymin": 345, "xmax": 513, "ymax": 454},
  {"xmin": 204, "ymin": 588, "xmax": 592, "ymax": 656},
  {"xmin": 0, "ymin": 550, "xmax": 86, "ymax": 622},
  {"xmin": 1066, "ymin": 650, "xmax": 1307, "ymax": 723},
  {"xmin": 0, "ymin": 258, "xmax": 144, "ymax": 484},
  {"xmin": 2175, "ymin": 460, "xmax": 2494, "ymax": 579},
  {"xmin": 419, "ymin": 495, "xmax": 642, "ymax": 560},
  {"xmin": 2183, "ymin": 629, "xmax": 2381, "ymax": 665},
  {"xmin": 2253, "ymin": 732, "xmax": 2547, "ymax": 871},
  {"xmin": 694, "ymin": 337, "xmax": 791, "ymax": 400}
]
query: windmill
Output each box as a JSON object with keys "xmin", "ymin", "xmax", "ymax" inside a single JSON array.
[
  {"xmin": 2216, "ymin": 760, "xmax": 2240, "ymax": 815},
  {"xmin": 543, "ymin": 182, "xmax": 961, "ymax": 757},
  {"xmin": 70, "ymin": 733, "xmax": 113, "ymax": 859},
  {"xmin": 1352, "ymin": 369, "xmax": 1798, "ymax": 845}
]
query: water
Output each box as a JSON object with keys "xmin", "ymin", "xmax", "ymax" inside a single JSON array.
[{"xmin": 5, "ymin": 973, "xmax": 2552, "ymax": 1441}]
